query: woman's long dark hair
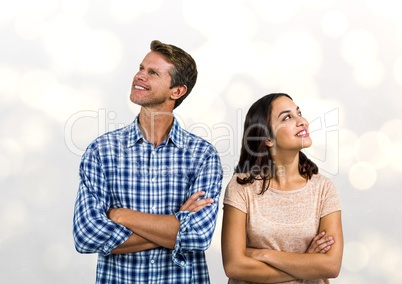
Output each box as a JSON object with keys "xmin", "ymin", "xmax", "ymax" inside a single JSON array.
[{"xmin": 235, "ymin": 93, "xmax": 318, "ymax": 194}]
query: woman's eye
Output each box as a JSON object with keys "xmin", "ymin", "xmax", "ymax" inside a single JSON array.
[{"xmin": 284, "ymin": 115, "xmax": 291, "ymax": 121}]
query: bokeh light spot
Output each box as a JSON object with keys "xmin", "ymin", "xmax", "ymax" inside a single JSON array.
[
  {"xmin": 252, "ymin": 0, "xmax": 302, "ymax": 23},
  {"xmin": 62, "ymin": 0, "xmax": 90, "ymax": 18},
  {"xmin": 0, "ymin": 65, "xmax": 19, "ymax": 103},
  {"xmin": 367, "ymin": 0, "xmax": 402, "ymax": 24},
  {"xmin": 18, "ymin": 69, "xmax": 59, "ymax": 110},
  {"xmin": 321, "ymin": 10, "xmax": 349, "ymax": 37},
  {"xmin": 343, "ymin": 241, "xmax": 370, "ymax": 272},
  {"xmin": 14, "ymin": 12, "xmax": 45, "ymax": 40},
  {"xmin": 42, "ymin": 16, "xmax": 123, "ymax": 74},
  {"xmin": 224, "ymin": 82, "xmax": 254, "ymax": 109},
  {"xmin": 352, "ymin": 59, "xmax": 385, "ymax": 88},
  {"xmin": 183, "ymin": 1, "xmax": 258, "ymax": 40},
  {"xmin": 275, "ymin": 31, "xmax": 322, "ymax": 77},
  {"xmin": 0, "ymin": 138, "xmax": 24, "ymax": 178},
  {"xmin": 339, "ymin": 128, "xmax": 358, "ymax": 169},
  {"xmin": 354, "ymin": 131, "xmax": 392, "ymax": 169},
  {"xmin": 340, "ymin": 29, "xmax": 378, "ymax": 66},
  {"xmin": 19, "ymin": 115, "xmax": 52, "ymax": 151},
  {"xmin": 348, "ymin": 161, "xmax": 377, "ymax": 190},
  {"xmin": 380, "ymin": 119, "xmax": 402, "ymax": 172},
  {"xmin": 108, "ymin": 0, "xmax": 164, "ymax": 23},
  {"xmin": 393, "ymin": 56, "xmax": 402, "ymax": 86}
]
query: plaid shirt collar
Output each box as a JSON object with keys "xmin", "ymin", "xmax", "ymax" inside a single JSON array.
[{"xmin": 127, "ymin": 115, "xmax": 185, "ymax": 149}]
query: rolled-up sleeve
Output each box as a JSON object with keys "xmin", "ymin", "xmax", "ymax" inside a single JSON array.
[
  {"xmin": 73, "ymin": 147, "xmax": 132, "ymax": 256},
  {"xmin": 172, "ymin": 148, "xmax": 223, "ymax": 266}
]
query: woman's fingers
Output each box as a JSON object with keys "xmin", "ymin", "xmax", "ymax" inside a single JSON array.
[{"xmin": 306, "ymin": 231, "xmax": 335, "ymax": 254}]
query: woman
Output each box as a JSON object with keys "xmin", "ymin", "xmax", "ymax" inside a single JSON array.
[{"xmin": 221, "ymin": 93, "xmax": 343, "ymax": 283}]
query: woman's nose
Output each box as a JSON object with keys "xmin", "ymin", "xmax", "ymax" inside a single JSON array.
[{"xmin": 297, "ymin": 118, "xmax": 308, "ymax": 127}]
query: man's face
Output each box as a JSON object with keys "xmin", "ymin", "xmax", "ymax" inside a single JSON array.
[{"xmin": 130, "ymin": 51, "xmax": 174, "ymax": 109}]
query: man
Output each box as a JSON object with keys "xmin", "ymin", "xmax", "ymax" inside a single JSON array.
[{"xmin": 73, "ymin": 40, "xmax": 223, "ymax": 283}]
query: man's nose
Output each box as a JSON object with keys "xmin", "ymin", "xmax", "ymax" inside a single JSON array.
[{"xmin": 135, "ymin": 71, "xmax": 146, "ymax": 81}]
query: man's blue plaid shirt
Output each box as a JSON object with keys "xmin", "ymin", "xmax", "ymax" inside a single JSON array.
[{"xmin": 73, "ymin": 116, "xmax": 223, "ymax": 283}]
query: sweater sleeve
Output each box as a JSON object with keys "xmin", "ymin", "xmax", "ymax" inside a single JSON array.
[
  {"xmin": 223, "ymin": 174, "xmax": 248, "ymax": 213},
  {"xmin": 319, "ymin": 175, "xmax": 342, "ymax": 218}
]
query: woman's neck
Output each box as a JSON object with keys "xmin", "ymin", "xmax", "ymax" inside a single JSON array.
[{"xmin": 270, "ymin": 152, "xmax": 306, "ymax": 190}]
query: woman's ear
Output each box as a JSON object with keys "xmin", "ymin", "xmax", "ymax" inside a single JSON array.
[
  {"xmin": 171, "ymin": 85, "xmax": 187, "ymax": 100},
  {"xmin": 265, "ymin": 138, "xmax": 274, "ymax": 147}
]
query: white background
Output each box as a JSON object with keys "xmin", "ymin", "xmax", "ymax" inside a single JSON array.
[{"xmin": 1, "ymin": 0, "xmax": 402, "ymax": 283}]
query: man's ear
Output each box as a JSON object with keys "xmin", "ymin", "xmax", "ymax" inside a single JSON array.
[
  {"xmin": 171, "ymin": 85, "xmax": 187, "ymax": 100},
  {"xmin": 265, "ymin": 138, "xmax": 274, "ymax": 147}
]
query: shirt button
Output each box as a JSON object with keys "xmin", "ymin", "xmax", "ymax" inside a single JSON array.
[
  {"xmin": 181, "ymin": 261, "xmax": 185, "ymax": 265},
  {"xmin": 150, "ymin": 259, "xmax": 155, "ymax": 264}
]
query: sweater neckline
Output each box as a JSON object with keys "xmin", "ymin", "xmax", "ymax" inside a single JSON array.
[{"xmin": 268, "ymin": 179, "xmax": 310, "ymax": 194}]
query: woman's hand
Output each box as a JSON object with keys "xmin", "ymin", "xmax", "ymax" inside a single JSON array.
[
  {"xmin": 306, "ymin": 231, "xmax": 334, "ymax": 254},
  {"xmin": 245, "ymin": 231, "xmax": 335, "ymax": 262},
  {"xmin": 245, "ymin": 247, "xmax": 268, "ymax": 262}
]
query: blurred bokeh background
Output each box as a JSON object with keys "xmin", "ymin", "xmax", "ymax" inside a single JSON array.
[{"xmin": 1, "ymin": 0, "xmax": 402, "ymax": 283}]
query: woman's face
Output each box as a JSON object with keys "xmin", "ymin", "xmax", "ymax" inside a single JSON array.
[{"xmin": 267, "ymin": 96, "xmax": 312, "ymax": 153}]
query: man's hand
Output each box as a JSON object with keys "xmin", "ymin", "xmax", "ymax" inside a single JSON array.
[
  {"xmin": 306, "ymin": 231, "xmax": 334, "ymax": 254},
  {"xmin": 107, "ymin": 207, "xmax": 130, "ymax": 226},
  {"xmin": 180, "ymin": 191, "xmax": 214, "ymax": 212},
  {"xmin": 106, "ymin": 191, "xmax": 215, "ymax": 251},
  {"xmin": 107, "ymin": 191, "xmax": 213, "ymax": 225}
]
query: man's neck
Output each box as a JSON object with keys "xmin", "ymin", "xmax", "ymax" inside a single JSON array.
[{"xmin": 138, "ymin": 109, "xmax": 174, "ymax": 147}]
